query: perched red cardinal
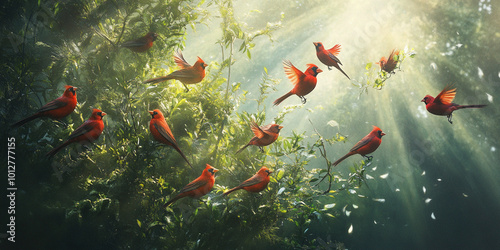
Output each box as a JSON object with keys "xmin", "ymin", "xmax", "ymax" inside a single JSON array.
[
  {"xmin": 12, "ymin": 85, "xmax": 78, "ymax": 127},
  {"xmin": 121, "ymin": 32, "xmax": 158, "ymax": 53},
  {"xmin": 223, "ymin": 166, "xmax": 273, "ymax": 196},
  {"xmin": 273, "ymin": 60, "xmax": 322, "ymax": 106},
  {"xmin": 236, "ymin": 121, "xmax": 283, "ymax": 154},
  {"xmin": 144, "ymin": 50, "xmax": 207, "ymax": 92},
  {"xmin": 163, "ymin": 164, "xmax": 218, "ymax": 207},
  {"xmin": 377, "ymin": 49, "xmax": 400, "ymax": 73},
  {"xmin": 333, "ymin": 126, "xmax": 385, "ymax": 166},
  {"xmin": 421, "ymin": 85, "xmax": 486, "ymax": 124},
  {"xmin": 46, "ymin": 109, "xmax": 106, "ymax": 157},
  {"xmin": 149, "ymin": 109, "xmax": 193, "ymax": 169},
  {"xmin": 313, "ymin": 42, "xmax": 350, "ymax": 80}
]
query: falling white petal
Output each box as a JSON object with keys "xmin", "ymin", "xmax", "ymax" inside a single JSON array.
[
  {"xmin": 349, "ymin": 189, "xmax": 357, "ymax": 194},
  {"xmin": 463, "ymin": 193, "xmax": 469, "ymax": 197},
  {"xmin": 395, "ymin": 188, "xmax": 400, "ymax": 192},
  {"xmin": 431, "ymin": 212, "xmax": 436, "ymax": 220},
  {"xmin": 380, "ymin": 173, "xmax": 389, "ymax": 179},
  {"xmin": 478, "ymin": 67, "xmax": 484, "ymax": 78},
  {"xmin": 366, "ymin": 174, "xmax": 374, "ymax": 180},
  {"xmin": 277, "ymin": 187, "xmax": 285, "ymax": 195},
  {"xmin": 348, "ymin": 224, "xmax": 353, "ymax": 234},
  {"xmin": 358, "ymin": 194, "xmax": 366, "ymax": 198},
  {"xmin": 372, "ymin": 166, "xmax": 377, "ymax": 171},
  {"xmin": 327, "ymin": 120, "xmax": 339, "ymax": 128},
  {"xmin": 491, "ymin": 147, "xmax": 496, "ymax": 152},
  {"xmin": 430, "ymin": 62, "xmax": 437, "ymax": 70},
  {"xmin": 352, "ymin": 204, "xmax": 359, "ymax": 209},
  {"xmin": 437, "ymin": 179, "xmax": 442, "ymax": 182},
  {"xmin": 486, "ymin": 93, "xmax": 493, "ymax": 103},
  {"xmin": 323, "ymin": 203, "xmax": 336, "ymax": 210},
  {"xmin": 425, "ymin": 198, "xmax": 432, "ymax": 204},
  {"xmin": 421, "ymin": 171, "xmax": 426, "ymax": 176},
  {"xmin": 374, "ymin": 220, "xmax": 377, "ymax": 224},
  {"xmin": 423, "ymin": 186, "xmax": 426, "ymax": 194},
  {"xmin": 346, "ymin": 210, "xmax": 351, "ymax": 217},
  {"xmin": 373, "ymin": 198, "xmax": 386, "ymax": 203}
]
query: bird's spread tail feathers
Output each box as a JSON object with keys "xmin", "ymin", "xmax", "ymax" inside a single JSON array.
[
  {"xmin": 12, "ymin": 114, "xmax": 40, "ymax": 127},
  {"xmin": 174, "ymin": 146, "xmax": 194, "ymax": 170},
  {"xmin": 333, "ymin": 152, "xmax": 354, "ymax": 167},
  {"xmin": 223, "ymin": 187, "xmax": 240, "ymax": 196},
  {"xmin": 144, "ymin": 75, "xmax": 173, "ymax": 84},
  {"xmin": 273, "ymin": 91, "xmax": 293, "ymax": 106},
  {"xmin": 236, "ymin": 144, "xmax": 249, "ymax": 154},
  {"xmin": 163, "ymin": 196, "xmax": 181, "ymax": 208},
  {"xmin": 457, "ymin": 104, "xmax": 487, "ymax": 110},
  {"xmin": 46, "ymin": 140, "xmax": 71, "ymax": 158},
  {"xmin": 338, "ymin": 67, "xmax": 350, "ymax": 80}
]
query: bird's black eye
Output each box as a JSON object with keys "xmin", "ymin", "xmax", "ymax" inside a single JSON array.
[{"xmin": 154, "ymin": 111, "xmax": 158, "ymax": 115}]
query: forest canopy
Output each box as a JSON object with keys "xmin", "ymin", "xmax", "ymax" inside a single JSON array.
[{"xmin": 11, "ymin": 0, "xmax": 495, "ymax": 249}]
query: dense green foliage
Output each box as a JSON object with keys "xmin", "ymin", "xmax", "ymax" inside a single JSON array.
[{"xmin": 2, "ymin": 0, "xmax": 397, "ymax": 249}]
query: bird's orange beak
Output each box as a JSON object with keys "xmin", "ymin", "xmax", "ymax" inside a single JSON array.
[
  {"xmin": 313, "ymin": 42, "xmax": 318, "ymax": 46},
  {"xmin": 73, "ymin": 87, "xmax": 78, "ymax": 91},
  {"xmin": 420, "ymin": 99, "xmax": 425, "ymax": 102},
  {"xmin": 279, "ymin": 126, "xmax": 284, "ymax": 130},
  {"xmin": 381, "ymin": 132, "xmax": 386, "ymax": 136},
  {"xmin": 212, "ymin": 168, "xmax": 219, "ymax": 173},
  {"xmin": 101, "ymin": 112, "xmax": 107, "ymax": 117},
  {"xmin": 148, "ymin": 111, "xmax": 154, "ymax": 115},
  {"xmin": 317, "ymin": 68, "xmax": 323, "ymax": 73}
]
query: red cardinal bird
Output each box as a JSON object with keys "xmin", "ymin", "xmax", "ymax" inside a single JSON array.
[
  {"xmin": 377, "ymin": 49, "xmax": 400, "ymax": 73},
  {"xmin": 236, "ymin": 121, "xmax": 283, "ymax": 154},
  {"xmin": 149, "ymin": 109, "xmax": 193, "ymax": 169},
  {"xmin": 313, "ymin": 42, "xmax": 350, "ymax": 80},
  {"xmin": 144, "ymin": 50, "xmax": 207, "ymax": 92},
  {"xmin": 223, "ymin": 166, "xmax": 273, "ymax": 196},
  {"xmin": 273, "ymin": 60, "xmax": 322, "ymax": 105},
  {"xmin": 163, "ymin": 164, "xmax": 218, "ymax": 207},
  {"xmin": 333, "ymin": 126, "xmax": 385, "ymax": 166},
  {"xmin": 421, "ymin": 85, "xmax": 486, "ymax": 124},
  {"xmin": 121, "ymin": 32, "xmax": 158, "ymax": 53},
  {"xmin": 12, "ymin": 85, "xmax": 78, "ymax": 127},
  {"xmin": 46, "ymin": 109, "xmax": 106, "ymax": 157}
]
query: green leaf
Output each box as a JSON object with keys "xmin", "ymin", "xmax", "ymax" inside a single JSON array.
[{"xmin": 365, "ymin": 62, "xmax": 373, "ymax": 70}]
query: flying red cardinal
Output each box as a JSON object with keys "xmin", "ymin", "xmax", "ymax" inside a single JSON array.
[
  {"xmin": 377, "ymin": 49, "xmax": 400, "ymax": 73},
  {"xmin": 236, "ymin": 121, "xmax": 283, "ymax": 154},
  {"xmin": 223, "ymin": 166, "xmax": 273, "ymax": 196},
  {"xmin": 121, "ymin": 32, "xmax": 158, "ymax": 53},
  {"xmin": 12, "ymin": 85, "xmax": 78, "ymax": 127},
  {"xmin": 273, "ymin": 60, "xmax": 322, "ymax": 105},
  {"xmin": 333, "ymin": 126, "xmax": 385, "ymax": 166},
  {"xmin": 163, "ymin": 164, "xmax": 218, "ymax": 207},
  {"xmin": 144, "ymin": 50, "xmax": 207, "ymax": 92},
  {"xmin": 46, "ymin": 109, "xmax": 106, "ymax": 157},
  {"xmin": 313, "ymin": 42, "xmax": 350, "ymax": 80},
  {"xmin": 149, "ymin": 109, "xmax": 193, "ymax": 169},
  {"xmin": 421, "ymin": 85, "xmax": 486, "ymax": 124}
]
